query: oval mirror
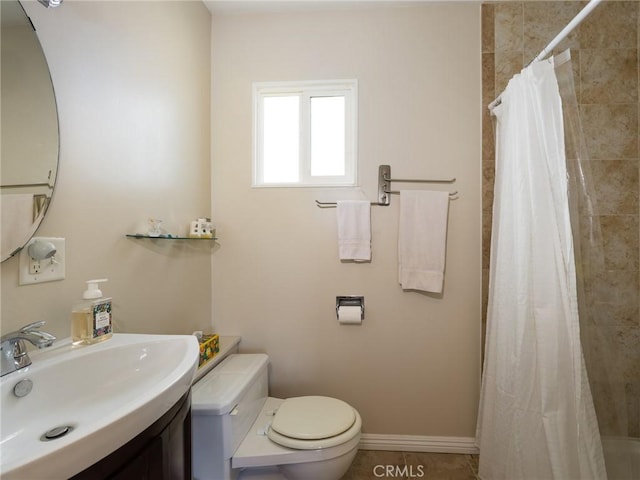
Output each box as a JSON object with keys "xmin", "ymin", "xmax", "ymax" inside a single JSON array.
[{"xmin": 1, "ymin": 0, "xmax": 59, "ymax": 262}]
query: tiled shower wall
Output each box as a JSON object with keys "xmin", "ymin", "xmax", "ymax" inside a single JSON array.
[{"xmin": 482, "ymin": 1, "xmax": 639, "ymax": 437}]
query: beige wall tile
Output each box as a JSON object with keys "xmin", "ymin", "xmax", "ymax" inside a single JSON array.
[
  {"xmin": 581, "ymin": 48, "xmax": 639, "ymax": 104},
  {"xmin": 600, "ymin": 214, "xmax": 640, "ymax": 270},
  {"xmin": 615, "ymin": 326, "xmax": 640, "ymax": 384},
  {"xmin": 589, "ymin": 379, "xmax": 629, "ymax": 435},
  {"xmin": 523, "ymin": 1, "xmax": 582, "ymax": 61},
  {"xmin": 626, "ymin": 382, "xmax": 640, "ymax": 436},
  {"xmin": 482, "ymin": 156, "xmax": 494, "ymax": 216},
  {"xmin": 481, "ymin": 47, "xmax": 496, "ymax": 168},
  {"xmin": 495, "ymin": 50, "xmax": 524, "ymax": 93},
  {"xmin": 494, "ymin": 2, "xmax": 523, "ymax": 53},
  {"xmin": 482, "ymin": 3, "xmax": 495, "ymax": 54},
  {"xmin": 590, "ymin": 160, "xmax": 639, "ymax": 214},
  {"xmin": 483, "ymin": 53, "xmax": 496, "ymax": 106},
  {"xmin": 581, "ymin": 104, "xmax": 638, "ymax": 159},
  {"xmin": 590, "ymin": 300, "xmax": 640, "ymax": 328},
  {"xmin": 482, "ymin": 212, "xmax": 492, "ymax": 270},
  {"xmin": 579, "ymin": 1, "xmax": 639, "ymax": 49},
  {"xmin": 590, "ymin": 269, "xmax": 640, "ymax": 312},
  {"xmin": 482, "ymin": 115, "xmax": 495, "ymax": 164},
  {"xmin": 482, "ymin": 268, "xmax": 489, "ymax": 322}
]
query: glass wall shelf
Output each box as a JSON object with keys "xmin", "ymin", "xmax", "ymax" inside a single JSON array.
[{"xmin": 126, "ymin": 234, "xmax": 216, "ymax": 240}]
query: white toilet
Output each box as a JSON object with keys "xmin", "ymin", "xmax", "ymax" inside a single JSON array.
[{"xmin": 191, "ymin": 354, "xmax": 362, "ymax": 480}]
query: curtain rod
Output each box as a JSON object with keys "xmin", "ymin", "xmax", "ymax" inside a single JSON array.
[{"xmin": 488, "ymin": 0, "xmax": 604, "ymax": 112}]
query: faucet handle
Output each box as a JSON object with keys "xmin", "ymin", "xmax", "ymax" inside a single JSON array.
[
  {"xmin": 19, "ymin": 320, "xmax": 56, "ymax": 348},
  {"xmin": 20, "ymin": 320, "xmax": 47, "ymax": 332}
]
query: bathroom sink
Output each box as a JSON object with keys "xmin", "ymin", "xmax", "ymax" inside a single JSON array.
[{"xmin": 0, "ymin": 333, "xmax": 199, "ymax": 479}]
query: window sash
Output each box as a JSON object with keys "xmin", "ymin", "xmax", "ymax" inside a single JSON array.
[{"xmin": 253, "ymin": 80, "xmax": 357, "ymax": 187}]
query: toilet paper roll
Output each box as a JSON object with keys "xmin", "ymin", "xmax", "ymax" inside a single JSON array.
[{"xmin": 337, "ymin": 306, "xmax": 362, "ymax": 325}]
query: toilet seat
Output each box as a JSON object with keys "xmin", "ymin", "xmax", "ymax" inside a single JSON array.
[
  {"xmin": 233, "ymin": 397, "xmax": 362, "ymax": 468},
  {"xmin": 268, "ymin": 396, "xmax": 360, "ymax": 450},
  {"xmin": 271, "ymin": 396, "xmax": 356, "ymax": 439}
]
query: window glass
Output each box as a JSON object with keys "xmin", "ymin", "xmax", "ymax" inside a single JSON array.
[
  {"xmin": 253, "ymin": 80, "xmax": 357, "ymax": 187},
  {"xmin": 310, "ymin": 96, "xmax": 345, "ymax": 177},
  {"xmin": 262, "ymin": 96, "xmax": 300, "ymax": 183}
]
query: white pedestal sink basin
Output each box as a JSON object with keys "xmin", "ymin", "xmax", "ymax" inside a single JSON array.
[{"xmin": 0, "ymin": 333, "xmax": 199, "ymax": 479}]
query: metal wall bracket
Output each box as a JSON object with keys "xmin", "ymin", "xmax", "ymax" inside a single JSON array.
[{"xmin": 377, "ymin": 165, "xmax": 392, "ymax": 206}]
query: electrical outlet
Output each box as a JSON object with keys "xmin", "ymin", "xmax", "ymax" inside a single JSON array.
[
  {"xmin": 29, "ymin": 258, "xmax": 42, "ymax": 274},
  {"xmin": 19, "ymin": 237, "xmax": 66, "ymax": 285}
]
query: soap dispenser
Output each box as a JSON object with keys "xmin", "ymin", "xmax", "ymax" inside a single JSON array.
[{"xmin": 71, "ymin": 279, "xmax": 113, "ymax": 345}]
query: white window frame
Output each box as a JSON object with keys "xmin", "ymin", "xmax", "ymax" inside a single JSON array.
[{"xmin": 253, "ymin": 79, "xmax": 358, "ymax": 187}]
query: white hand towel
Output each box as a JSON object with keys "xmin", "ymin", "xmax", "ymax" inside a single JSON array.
[
  {"xmin": 337, "ymin": 200, "xmax": 371, "ymax": 261},
  {"xmin": 398, "ymin": 190, "xmax": 450, "ymax": 293}
]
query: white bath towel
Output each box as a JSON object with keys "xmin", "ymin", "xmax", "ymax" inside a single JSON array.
[
  {"xmin": 398, "ymin": 190, "xmax": 449, "ymax": 293},
  {"xmin": 336, "ymin": 200, "xmax": 371, "ymax": 261}
]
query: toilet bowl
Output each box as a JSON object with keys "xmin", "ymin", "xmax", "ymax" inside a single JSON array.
[{"xmin": 191, "ymin": 354, "xmax": 361, "ymax": 480}]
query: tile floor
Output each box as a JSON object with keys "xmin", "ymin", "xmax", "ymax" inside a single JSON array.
[{"xmin": 342, "ymin": 450, "xmax": 479, "ymax": 480}]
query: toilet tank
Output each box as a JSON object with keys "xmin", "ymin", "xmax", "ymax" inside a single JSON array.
[{"xmin": 191, "ymin": 354, "xmax": 269, "ymax": 480}]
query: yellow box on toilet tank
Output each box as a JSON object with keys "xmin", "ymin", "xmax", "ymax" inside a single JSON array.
[{"xmin": 198, "ymin": 334, "xmax": 219, "ymax": 368}]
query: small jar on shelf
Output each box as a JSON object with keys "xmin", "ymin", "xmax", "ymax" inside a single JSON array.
[{"xmin": 188, "ymin": 218, "xmax": 215, "ymax": 239}]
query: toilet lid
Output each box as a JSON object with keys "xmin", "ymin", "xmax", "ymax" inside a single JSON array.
[{"xmin": 270, "ymin": 396, "xmax": 356, "ymax": 440}]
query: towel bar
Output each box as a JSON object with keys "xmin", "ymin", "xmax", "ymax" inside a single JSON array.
[
  {"xmin": 315, "ymin": 164, "xmax": 458, "ymax": 207},
  {"xmin": 384, "ymin": 189, "xmax": 458, "ymax": 197},
  {"xmin": 316, "ymin": 200, "xmax": 380, "ymax": 208}
]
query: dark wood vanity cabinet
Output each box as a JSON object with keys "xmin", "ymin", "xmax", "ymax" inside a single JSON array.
[{"xmin": 71, "ymin": 391, "xmax": 192, "ymax": 480}]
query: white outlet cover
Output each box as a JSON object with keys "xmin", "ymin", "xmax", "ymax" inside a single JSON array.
[{"xmin": 19, "ymin": 237, "xmax": 66, "ymax": 285}]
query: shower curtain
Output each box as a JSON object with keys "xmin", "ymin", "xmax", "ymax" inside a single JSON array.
[{"xmin": 476, "ymin": 57, "xmax": 607, "ymax": 479}]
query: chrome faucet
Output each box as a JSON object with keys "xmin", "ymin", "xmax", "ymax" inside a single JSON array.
[{"xmin": 1, "ymin": 321, "xmax": 56, "ymax": 377}]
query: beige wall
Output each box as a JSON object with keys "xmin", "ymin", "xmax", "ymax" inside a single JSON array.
[
  {"xmin": 1, "ymin": 0, "xmax": 483, "ymax": 440},
  {"xmin": 211, "ymin": 4, "xmax": 482, "ymax": 436},
  {"xmin": 1, "ymin": 1, "xmax": 212, "ymax": 339}
]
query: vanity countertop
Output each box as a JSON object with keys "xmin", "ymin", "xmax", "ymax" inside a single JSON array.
[{"xmin": 192, "ymin": 335, "xmax": 241, "ymax": 384}]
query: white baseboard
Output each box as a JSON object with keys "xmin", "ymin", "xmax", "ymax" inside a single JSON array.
[{"xmin": 359, "ymin": 434, "xmax": 479, "ymax": 454}]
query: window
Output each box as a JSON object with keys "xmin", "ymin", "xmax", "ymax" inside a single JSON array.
[{"xmin": 253, "ymin": 80, "xmax": 357, "ymax": 187}]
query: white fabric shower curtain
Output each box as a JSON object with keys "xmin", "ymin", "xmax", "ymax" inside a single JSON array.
[{"xmin": 476, "ymin": 59, "xmax": 606, "ymax": 480}]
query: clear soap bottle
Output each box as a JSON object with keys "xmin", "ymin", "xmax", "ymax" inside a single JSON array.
[{"xmin": 71, "ymin": 279, "xmax": 113, "ymax": 345}]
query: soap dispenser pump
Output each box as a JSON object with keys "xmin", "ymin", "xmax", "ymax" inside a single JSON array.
[{"xmin": 71, "ymin": 278, "xmax": 113, "ymax": 345}]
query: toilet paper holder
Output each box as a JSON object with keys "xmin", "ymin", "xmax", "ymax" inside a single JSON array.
[{"xmin": 336, "ymin": 296, "xmax": 364, "ymax": 321}]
